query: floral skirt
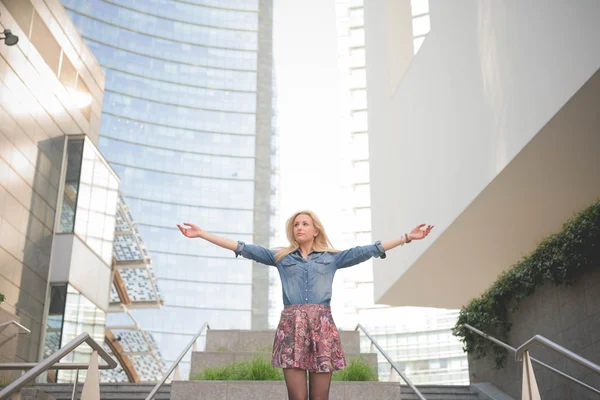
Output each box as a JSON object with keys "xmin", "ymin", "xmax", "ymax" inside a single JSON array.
[{"xmin": 272, "ymin": 304, "xmax": 346, "ymax": 373}]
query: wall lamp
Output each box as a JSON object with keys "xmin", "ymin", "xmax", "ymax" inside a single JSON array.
[{"xmin": 1, "ymin": 11, "xmax": 19, "ymax": 46}]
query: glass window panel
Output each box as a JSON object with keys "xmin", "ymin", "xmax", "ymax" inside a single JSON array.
[
  {"xmin": 352, "ymin": 111, "xmax": 368, "ymax": 133},
  {"xmin": 124, "ymin": 197, "xmax": 253, "ymax": 233},
  {"xmin": 99, "ymin": 137, "xmax": 255, "ymax": 180},
  {"xmin": 411, "ymin": 0, "xmax": 430, "ymax": 16},
  {"xmin": 350, "ymin": 68, "xmax": 366, "ymax": 89},
  {"xmin": 350, "ymin": 47, "xmax": 365, "ymax": 68},
  {"xmin": 102, "ymin": 92, "xmax": 255, "ymax": 135},
  {"xmin": 63, "ymin": 0, "xmax": 258, "ymax": 49},
  {"xmin": 104, "ymin": 70, "xmax": 257, "ymax": 113},
  {"xmin": 414, "ymin": 36, "xmax": 426, "ymax": 54},
  {"xmin": 350, "ymin": 28, "xmax": 364, "ymax": 47},
  {"xmin": 351, "ymin": 89, "xmax": 367, "ymax": 110},
  {"xmin": 354, "ymin": 184, "xmax": 370, "ymax": 208},
  {"xmin": 99, "ymin": 115, "xmax": 256, "ymax": 158},
  {"xmin": 85, "ymin": 41, "xmax": 257, "ymax": 91},
  {"xmin": 412, "ymin": 15, "xmax": 431, "ymax": 37},
  {"xmin": 111, "ymin": 164, "xmax": 254, "ymax": 209},
  {"xmin": 353, "ymin": 161, "xmax": 370, "ymax": 184},
  {"xmin": 349, "ymin": 8, "xmax": 364, "ymax": 26},
  {"xmin": 58, "ymin": 140, "xmax": 84, "ymax": 233},
  {"xmin": 354, "ymin": 208, "xmax": 371, "ymax": 232},
  {"xmin": 66, "ymin": 12, "xmax": 258, "ymax": 71}
]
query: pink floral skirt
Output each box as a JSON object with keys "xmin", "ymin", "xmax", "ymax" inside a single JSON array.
[{"xmin": 272, "ymin": 304, "xmax": 346, "ymax": 373}]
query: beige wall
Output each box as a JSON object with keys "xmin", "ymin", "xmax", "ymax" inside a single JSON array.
[
  {"xmin": 0, "ymin": 0, "xmax": 105, "ymax": 362},
  {"xmin": 364, "ymin": 0, "xmax": 600, "ymax": 308}
]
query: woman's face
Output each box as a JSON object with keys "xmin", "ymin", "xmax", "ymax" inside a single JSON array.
[{"xmin": 293, "ymin": 214, "xmax": 318, "ymax": 244}]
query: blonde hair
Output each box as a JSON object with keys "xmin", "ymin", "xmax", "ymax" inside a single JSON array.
[{"xmin": 274, "ymin": 210, "xmax": 339, "ymax": 263}]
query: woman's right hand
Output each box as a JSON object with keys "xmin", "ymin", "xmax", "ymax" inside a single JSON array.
[{"xmin": 177, "ymin": 222, "xmax": 205, "ymax": 239}]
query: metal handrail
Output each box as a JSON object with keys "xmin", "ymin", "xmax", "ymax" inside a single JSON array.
[
  {"xmin": 462, "ymin": 323, "xmax": 600, "ymax": 396},
  {"xmin": 0, "ymin": 332, "xmax": 118, "ymax": 399},
  {"xmin": 355, "ymin": 324, "xmax": 426, "ymax": 400},
  {"xmin": 145, "ymin": 322, "xmax": 211, "ymax": 400},
  {"xmin": 516, "ymin": 334, "xmax": 600, "ymax": 374},
  {"xmin": 0, "ymin": 320, "xmax": 31, "ymax": 335}
]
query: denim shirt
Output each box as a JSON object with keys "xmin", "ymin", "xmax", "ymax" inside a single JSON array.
[{"xmin": 234, "ymin": 241, "xmax": 386, "ymax": 306}]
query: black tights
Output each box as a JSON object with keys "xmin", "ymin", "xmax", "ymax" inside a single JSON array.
[{"xmin": 283, "ymin": 368, "xmax": 332, "ymax": 400}]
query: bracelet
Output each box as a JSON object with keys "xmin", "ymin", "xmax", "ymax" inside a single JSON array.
[{"xmin": 405, "ymin": 233, "xmax": 412, "ymax": 244}]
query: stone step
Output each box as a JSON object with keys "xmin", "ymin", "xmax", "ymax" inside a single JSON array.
[
  {"xmin": 206, "ymin": 329, "xmax": 361, "ymax": 354},
  {"xmin": 31, "ymin": 382, "xmax": 482, "ymax": 400},
  {"xmin": 21, "ymin": 388, "xmax": 56, "ymax": 400},
  {"xmin": 173, "ymin": 381, "xmax": 481, "ymax": 400},
  {"xmin": 31, "ymin": 383, "xmax": 170, "ymax": 400},
  {"xmin": 189, "ymin": 352, "xmax": 378, "ymax": 379}
]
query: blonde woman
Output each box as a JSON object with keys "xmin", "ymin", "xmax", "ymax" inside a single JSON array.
[{"xmin": 177, "ymin": 210, "xmax": 433, "ymax": 400}]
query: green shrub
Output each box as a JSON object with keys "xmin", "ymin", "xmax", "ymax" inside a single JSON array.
[
  {"xmin": 332, "ymin": 357, "xmax": 377, "ymax": 381},
  {"xmin": 453, "ymin": 199, "xmax": 600, "ymax": 368},
  {"xmin": 191, "ymin": 356, "xmax": 284, "ymax": 381}
]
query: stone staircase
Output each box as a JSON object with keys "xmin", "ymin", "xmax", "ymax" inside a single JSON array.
[
  {"xmin": 173, "ymin": 329, "xmax": 483, "ymax": 400},
  {"xmin": 24, "ymin": 383, "xmax": 170, "ymax": 399},
  {"xmin": 27, "ymin": 329, "xmax": 511, "ymax": 399}
]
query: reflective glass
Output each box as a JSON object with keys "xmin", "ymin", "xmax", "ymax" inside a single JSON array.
[
  {"xmin": 99, "ymin": 114, "xmax": 256, "ymax": 157},
  {"xmin": 72, "ymin": 140, "xmax": 119, "ymax": 265},
  {"xmin": 66, "ymin": 12, "xmax": 258, "ymax": 70},
  {"xmin": 350, "ymin": 68, "xmax": 366, "ymax": 89},
  {"xmin": 99, "ymin": 137, "xmax": 255, "ymax": 180},
  {"xmin": 412, "ymin": 15, "xmax": 431, "ymax": 37},
  {"xmin": 124, "ymin": 197, "xmax": 253, "ymax": 233},
  {"xmin": 86, "ymin": 41, "xmax": 257, "ymax": 91},
  {"xmin": 102, "ymin": 92, "xmax": 256, "ymax": 135},
  {"xmin": 104, "ymin": 70, "xmax": 257, "ymax": 113},
  {"xmin": 110, "ymin": 164, "xmax": 254, "ymax": 209},
  {"xmin": 58, "ymin": 140, "xmax": 83, "ymax": 233},
  {"xmin": 62, "ymin": 0, "xmax": 258, "ymax": 49},
  {"xmin": 151, "ymin": 253, "xmax": 253, "ymax": 284},
  {"xmin": 63, "ymin": 0, "xmax": 268, "ymax": 377}
]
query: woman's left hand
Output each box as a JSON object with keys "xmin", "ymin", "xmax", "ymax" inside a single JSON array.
[{"xmin": 408, "ymin": 224, "xmax": 434, "ymax": 241}]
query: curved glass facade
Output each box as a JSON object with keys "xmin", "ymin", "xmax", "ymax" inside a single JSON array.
[{"xmin": 62, "ymin": 0, "xmax": 274, "ymax": 377}]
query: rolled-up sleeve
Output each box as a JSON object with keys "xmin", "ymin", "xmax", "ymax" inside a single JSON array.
[
  {"xmin": 334, "ymin": 241, "xmax": 386, "ymax": 269},
  {"xmin": 234, "ymin": 241, "xmax": 277, "ymax": 266}
]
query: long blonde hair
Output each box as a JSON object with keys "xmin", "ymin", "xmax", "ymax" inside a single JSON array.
[{"xmin": 274, "ymin": 210, "xmax": 339, "ymax": 263}]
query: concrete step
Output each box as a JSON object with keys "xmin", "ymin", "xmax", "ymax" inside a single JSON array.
[
  {"xmin": 190, "ymin": 351, "xmax": 378, "ymax": 379},
  {"xmin": 21, "ymin": 388, "xmax": 56, "ymax": 400},
  {"xmin": 29, "ymin": 382, "xmax": 483, "ymax": 400},
  {"xmin": 31, "ymin": 383, "xmax": 170, "ymax": 400},
  {"xmin": 206, "ymin": 329, "xmax": 361, "ymax": 353},
  {"xmin": 172, "ymin": 381, "xmax": 481, "ymax": 400}
]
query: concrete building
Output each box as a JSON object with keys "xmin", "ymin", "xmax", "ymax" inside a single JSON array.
[
  {"xmin": 0, "ymin": 0, "xmax": 112, "ymax": 378},
  {"xmin": 365, "ymin": 0, "xmax": 600, "ymax": 311},
  {"xmin": 333, "ymin": 0, "xmax": 468, "ymax": 384}
]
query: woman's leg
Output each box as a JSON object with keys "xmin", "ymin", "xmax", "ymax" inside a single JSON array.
[
  {"xmin": 283, "ymin": 368, "xmax": 308, "ymax": 400},
  {"xmin": 308, "ymin": 371, "xmax": 332, "ymax": 400}
]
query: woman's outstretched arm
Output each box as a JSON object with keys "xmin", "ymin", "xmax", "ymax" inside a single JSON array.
[
  {"xmin": 382, "ymin": 224, "xmax": 434, "ymax": 251},
  {"xmin": 177, "ymin": 222, "xmax": 276, "ymax": 266},
  {"xmin": 177, "ymin": 222, "xmax": 237, "ymax": 250},
  {"xmin": 334, "ymin": 224, "xmax": 434, "ymax": 269}
]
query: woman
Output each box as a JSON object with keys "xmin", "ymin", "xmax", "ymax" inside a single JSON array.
[{"xmin": 177, "ymin": 210, "xmax": 433, "ymax": 400}]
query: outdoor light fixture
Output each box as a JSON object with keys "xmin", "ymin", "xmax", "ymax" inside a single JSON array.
[
  {"xmin": 1, "ymin": 29, "xmax": 19, "ymax": 46},
  {"xmin": 0, "ymin": 10, "xmax": 20, "ymax": 46}
]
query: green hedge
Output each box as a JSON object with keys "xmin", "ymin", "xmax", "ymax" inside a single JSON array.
[
  {"xmin": 190, "ymin": 356, "xmax": 377, "ymax": 381},
  {"xmin": 453, "ymin": 199, "xmax": 600, "ymax": 368}
]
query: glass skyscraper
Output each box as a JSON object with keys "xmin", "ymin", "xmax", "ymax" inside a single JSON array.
[{"xmin": 62, "ymin": 0, "xmax": 275, "ymax": 376}]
